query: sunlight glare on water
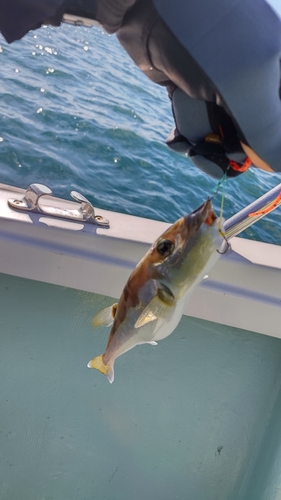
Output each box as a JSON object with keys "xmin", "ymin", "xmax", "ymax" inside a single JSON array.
[{"xmin": 0, "ymin": 24, "xmax": 280, "ymax": 243}]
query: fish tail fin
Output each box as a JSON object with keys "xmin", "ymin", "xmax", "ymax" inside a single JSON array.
[{"xmin": 87, "ymin": 355, "xmax": 114, "ymax": 384}]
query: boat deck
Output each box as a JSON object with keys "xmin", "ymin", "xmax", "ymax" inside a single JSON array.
[{"xmin": 1, "ymin": 273, "xmax": 281, "ymax": 500}]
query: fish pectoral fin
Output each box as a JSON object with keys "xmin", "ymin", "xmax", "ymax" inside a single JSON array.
[
  {"xmin": 91, "ymin": 303, "xmax": 118, "ymax": 328},
  {"xmin": 147, "ymin": 341, "xmax": 158, "ymax": 346},
  {"xmin": 87, "ymin": 355, "xmax": 114, "ymax": 384},
  {"xmin": 135, "ymin": 308, "xmax": 158, "ymax": 329},
  {"xmin": 134, "ymin": 293, "xmax": 175, "ymax": 329}
]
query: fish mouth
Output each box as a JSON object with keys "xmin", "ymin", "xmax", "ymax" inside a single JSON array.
[
  {"xmin": 192, "ymin": 199, "xmax": 217, "ymax": 226},
  {"xmin": 155, "ymin": 199, "xmax": 221, "ymax": 272},
  {"xmin": 205, "ymin": 208, "xmax": 217, "ymax": 226}
]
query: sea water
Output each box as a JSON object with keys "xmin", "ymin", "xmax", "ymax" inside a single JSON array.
[{"xmin": 0, "ymin": 23, "xmax": 280, "ymax": 244}]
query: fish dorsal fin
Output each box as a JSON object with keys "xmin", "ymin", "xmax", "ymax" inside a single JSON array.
[
  {"xmin": 91, "ymin": 303, "xmax": 118, "ymax": 328},
  {"xmin": 134, "ymin": 285, "xmax": 175, "ymax": 329}
]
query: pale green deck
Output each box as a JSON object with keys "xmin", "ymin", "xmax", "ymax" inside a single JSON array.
[{"xmin": 1, "ymin": 273, "xmax": 281, "ymax": 500}]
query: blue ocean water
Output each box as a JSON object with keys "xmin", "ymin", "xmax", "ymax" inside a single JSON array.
[{"xmin": 0, "ymin": 23, "xmax": 280, "ymax": 244}]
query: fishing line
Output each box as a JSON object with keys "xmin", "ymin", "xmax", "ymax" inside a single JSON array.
[
  {"xmin": 209, "ymin": 166, "xmax": 230, "ymax": 200},
  {"xmin": 209, "ymin": 169, "xmax": 230, "ymax": 254},
  {"xmin": 219, "ymin": 178, "xmax": 226, "ymax": 222}
]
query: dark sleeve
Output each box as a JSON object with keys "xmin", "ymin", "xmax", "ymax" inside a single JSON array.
[
  {"xmin": 0, "ymin": 0, "xmax": 137, "ymax": 43},
  {"xmin": 153, "ymin": 0, "xmax": 281, "ymax": 173},
  {"xmin": 0, "ymin": 0, "xmax": 70, "ymax": 43}
]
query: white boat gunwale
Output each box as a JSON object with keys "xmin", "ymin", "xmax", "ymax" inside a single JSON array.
[{"xmin": 0, "ymin": 182, "xmax": 280, "ymax": 339}]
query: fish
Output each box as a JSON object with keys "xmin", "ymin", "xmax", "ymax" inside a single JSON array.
[{"xmin": 87, "ymin": 199, "xmax": 225, "ymax": 383}]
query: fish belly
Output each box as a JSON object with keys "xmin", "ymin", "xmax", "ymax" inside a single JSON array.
[
  {"xmin": 153, "ymin": 244, "xmax": 221, "ymax": 341},
  {"xmin": 153, "ymin": 296, "xmax": 186, "ymax": 341}
]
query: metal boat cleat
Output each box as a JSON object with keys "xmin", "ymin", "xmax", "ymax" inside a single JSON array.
[{"xmin": 8, "ymin": 183, "xmax": 110, "ymax": 227}]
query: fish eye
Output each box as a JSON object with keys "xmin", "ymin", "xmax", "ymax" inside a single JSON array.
[{"xmin": 156, "ymin": 239, "xmax": 174, "ymax": 257}]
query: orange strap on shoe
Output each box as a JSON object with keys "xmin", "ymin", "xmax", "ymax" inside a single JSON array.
[{"xmin": 229, "ymin": 157, "xmax": 252, "ymax": 172}]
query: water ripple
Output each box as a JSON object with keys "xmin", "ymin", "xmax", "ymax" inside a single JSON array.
[{"xmin": 0, "ymin": 24, "xmax": 280, "ymax": 244}]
